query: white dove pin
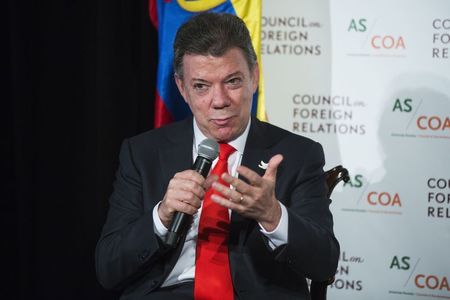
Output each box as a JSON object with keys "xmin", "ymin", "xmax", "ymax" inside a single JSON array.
[{"xmin": 258, "ymin": 160, "xmax": 268, "ymax": 170}]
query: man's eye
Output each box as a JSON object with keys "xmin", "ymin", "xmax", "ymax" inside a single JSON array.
[
  {"xmin": 227, "ymin": 78, "xmax": 242, "ymax": 86},
  {"xmin": 193, "ymin": 83, "xmax": 208, "ymax": 91}
]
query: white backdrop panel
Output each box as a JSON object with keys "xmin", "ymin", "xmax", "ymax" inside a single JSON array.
[{"xmin": 262, "ymin": 0, "xmax": 450, "ymax": 299}]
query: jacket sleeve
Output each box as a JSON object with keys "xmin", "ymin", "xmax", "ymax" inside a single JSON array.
[
  {"xmin": 95, "ymin": 139, "xmax": 168, "ymax": 291},
  {"xmin": 274, "ymin": 142, "xmax": 340, "ymax": 281}
]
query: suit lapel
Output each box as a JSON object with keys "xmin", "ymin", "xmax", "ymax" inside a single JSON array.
[
  {"xmin": 158, "ymin": 118, "xmax": 194, "ymax": 187},
  {"xmin": 230, "ymin": 118, "xmax": 274, "ymax": 246}
]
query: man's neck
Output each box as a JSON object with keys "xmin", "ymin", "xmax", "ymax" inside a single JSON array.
[{"xmin": 192, "ymin": 118, "xmax": 251, "ymax": 155}]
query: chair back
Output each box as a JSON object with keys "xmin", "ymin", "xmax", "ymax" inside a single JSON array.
[
  {"xmin": 325, "ymin": 165, "xmax": 350, "ymax": 198},
  {"xmin": 310, "ymin": 165, "xmax": 349, "ymax": 300}
]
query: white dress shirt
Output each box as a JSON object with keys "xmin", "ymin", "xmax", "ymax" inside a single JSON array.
[{"xmin": 152, "ymin": 118, "xmax": 289, "ymax": 287}]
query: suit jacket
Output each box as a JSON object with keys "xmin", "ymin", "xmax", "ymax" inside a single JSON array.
[{"xmin": 96, "ymin": 117, "xmax": 340, "ymax": 299}]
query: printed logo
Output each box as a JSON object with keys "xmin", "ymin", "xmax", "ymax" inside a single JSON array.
[
  {"xmin": 432, "ymin": 18, "xmax": 450, "ymax": 59},
  {"xmin": 426, "ymin": 178, "xmax": 450, "ymax": 219},
  {"xmin": 346, "ymin": 18, "xmax": 407, "ymax": 58},
  {"xmin": 343, "ymin": 174, "xmax": 364, "ymax": 188},
  {"xmin": 261, "ymin": 16, "xmax": 324, "ymax": 56},
  {"xmin": 388, "ymin": 257, "xmax": 450, "ymax": 298},
  {"xmin": 330, "ymin": 251, "xmax": 364, "ymax": 291},
  {"xmin": 340, "ymin": 174, "xmax": 403, "ymax": 215},
  {"xmin": 417, "ymin": 116, "xmax": 450, "ymax": 131},
  {"xmin": 390, "ymin": 255, "xmax": 411, "ymax": 271},
  {"xmin": 291, "ymin": 94, "xmax": 367, "ymax": 135},
  {"xmin": 415, "ymin": 274, "xmax": 450, "ymax": 292},
  {"xmin": 388, "ymin": 97, "xmax": 450, "ymax": 140},
  {"xmin": 347, "ymin": 18, "xmax": 367, "ymax": 33},
  {"xmin": 370, "ymin": 35, "xmax": 405, "ymax": 50},
  {"xmin": 367, "ymin": 191, "xmax": 402, "ymax": 208}
]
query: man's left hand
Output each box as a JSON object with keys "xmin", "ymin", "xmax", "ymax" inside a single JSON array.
[{"xmin": 211, "ymin": 154, "xmax": 284, "ymax": 231}]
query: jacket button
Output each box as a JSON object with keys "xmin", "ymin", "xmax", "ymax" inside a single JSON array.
[{"xmin": 139, "ymin": 250, "xmax": 150, "ymax": 261}]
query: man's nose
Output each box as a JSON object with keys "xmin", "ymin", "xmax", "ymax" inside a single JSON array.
[{"xmin": 211, "ymin": 85, "xmax": 231, "ymax": 108}]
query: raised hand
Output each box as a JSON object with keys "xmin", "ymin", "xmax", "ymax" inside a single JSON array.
[{"xmin": 210, "ymin": 154, "xmax": 284, "ymax": 231}]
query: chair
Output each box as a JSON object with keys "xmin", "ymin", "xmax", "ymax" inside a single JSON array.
[{"xmin": 310, "ymin": 165, "xmax": 350, "ymax": 300}]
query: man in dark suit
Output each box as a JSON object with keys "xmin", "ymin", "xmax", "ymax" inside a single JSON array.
[{"xmin": 96, "ymin": 13, "xmax": 339, "ymax": 299}]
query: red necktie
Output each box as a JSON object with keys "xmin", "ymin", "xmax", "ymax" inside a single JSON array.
[{"xmin": 194, "ymin": 143, "xmax": 236, "ymax": 300}]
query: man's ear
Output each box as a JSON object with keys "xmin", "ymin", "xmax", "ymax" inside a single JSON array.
[
  {"xmin": 174, "ymin": 74, "xmax": 187, "ymax": 102},
  {"xmin": 251, "ymin": 63, "xmax": 260, "ymax": 93}
]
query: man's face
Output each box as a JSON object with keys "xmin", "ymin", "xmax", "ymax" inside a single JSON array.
[{"xmin": 175, "ymin": 48, "xmax": 259, "ymax": 142}]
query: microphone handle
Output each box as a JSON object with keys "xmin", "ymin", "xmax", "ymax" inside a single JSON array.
[
  {"xmin": 165, "ymin": 156, "xmax": 212, "ymax": 248},
  {"xmin": 192, "ymin": 156, "xmax": 212, "ymax": 178}
]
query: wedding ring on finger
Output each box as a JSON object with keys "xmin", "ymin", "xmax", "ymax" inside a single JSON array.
[{"xmin": 238, "ymin": 195, "xmax": 245, "ymax": 204}]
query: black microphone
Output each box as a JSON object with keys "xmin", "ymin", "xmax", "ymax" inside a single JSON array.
[{"xmin": 165, "ymin": 139, "xmax": 219, "ymax": 248}]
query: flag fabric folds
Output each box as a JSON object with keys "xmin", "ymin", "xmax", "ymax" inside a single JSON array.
[{"xmin": 149, "ymin": 0, "xmax": 266, "ymax": 128}]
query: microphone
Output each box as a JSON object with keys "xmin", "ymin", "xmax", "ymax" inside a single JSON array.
[{"xmin": 165, "ymin": 139, "xmax": 219, "ymax": 248}]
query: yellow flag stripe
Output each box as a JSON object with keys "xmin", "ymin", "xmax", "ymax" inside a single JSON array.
[{"xmin": 231, "ymin": 0, "xmax": 267, "ymax": 121}]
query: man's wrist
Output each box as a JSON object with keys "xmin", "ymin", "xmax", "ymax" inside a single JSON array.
[
  {"xmin": 259, "ymin": 200, "xmax": 282, "ymax": 232},
  {"xmin": 157, "ymin": 201, "xmax": 172, "ymax": 228},
  {"xmin": 153, "ymin": 202, "xmax": 169, "ymax": 237},
  {"xmin": 259, "ymin": 202, "xmax": 288, "ymax": 249}
]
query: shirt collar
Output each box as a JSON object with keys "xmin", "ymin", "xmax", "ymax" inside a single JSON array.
[{"xmin": 193, "ymin": 117, "xmax": 251, "ymax": 155}]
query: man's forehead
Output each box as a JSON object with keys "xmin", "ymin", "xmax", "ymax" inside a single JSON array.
[
  {"xmin": 183, "ymin": 49, "xmax": 241, "ymax": 61},
  {"xmin": 181, "ymin": 48, "xmax": 251, "ymax": 78},
  {"xmin": 189, "ymin": 71, "xmax": 244, "ymax": 83}
]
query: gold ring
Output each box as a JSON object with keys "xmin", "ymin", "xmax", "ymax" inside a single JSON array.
[{"xmin": 239, "ymin": 196, "xmax": 244, "ymax": 203}]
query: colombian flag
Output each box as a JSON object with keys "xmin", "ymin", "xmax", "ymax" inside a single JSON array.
[{"xmin": 149, "ymin": 0, "xmax": 266, "ymax": 128}]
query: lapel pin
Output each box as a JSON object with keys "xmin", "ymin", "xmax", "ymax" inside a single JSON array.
[{"xmin": 258, "ymin": 160, "xmax": 268, "ymax": 170}]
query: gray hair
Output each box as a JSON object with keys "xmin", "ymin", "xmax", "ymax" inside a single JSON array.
[{"xmin": 173, "ymin": 13, "xmax": 257, "ymax": 79}]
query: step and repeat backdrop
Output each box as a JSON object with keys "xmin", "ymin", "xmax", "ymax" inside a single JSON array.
[{"xmin": 261, "ymin": 0, "xmax": 450, "ymax": 299}]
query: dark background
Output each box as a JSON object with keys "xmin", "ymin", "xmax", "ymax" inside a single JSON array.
[{"xmin": 5, "ymin": 0, "xmax": 157, "ymax": 298}]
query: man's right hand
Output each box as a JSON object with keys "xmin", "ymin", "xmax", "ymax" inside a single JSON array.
[{"xmin": 158, "ymin": 170, "xmax": 211, "ymax": 228}]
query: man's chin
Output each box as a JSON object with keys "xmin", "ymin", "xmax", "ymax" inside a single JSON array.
[{"xmin": 210, "ymin": 128, "xmax": 236, "ymax": 143}]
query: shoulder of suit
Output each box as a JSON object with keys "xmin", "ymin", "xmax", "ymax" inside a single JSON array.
[{"xmin": 253, "ymin": 118, "xmax": 319, "ymax": 147}]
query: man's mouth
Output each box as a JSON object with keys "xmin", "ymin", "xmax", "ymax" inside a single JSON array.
[{"xmin": 211, "ymin": 117, "xmax": 233, "ymax": 127}]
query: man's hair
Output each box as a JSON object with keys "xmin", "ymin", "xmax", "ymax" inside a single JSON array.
[{"xmin": 173, "ymin": 13, "xmax": 257, "ymax": 79}]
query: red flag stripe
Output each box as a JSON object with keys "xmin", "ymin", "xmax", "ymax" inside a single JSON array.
[
  {"xmin": 149, "ymin": 0, "xmax": 158, "ymax": 29},
  {"xmin": 154, "ymin": 91, "xmax": 174, "ymax": 128}
]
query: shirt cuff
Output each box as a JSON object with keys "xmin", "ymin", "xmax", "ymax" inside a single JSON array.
[
  {"xmin": 153, "ymin": 201, "xmax": 169, "ymax": 237},
  {"xmin": 258, "ymin": 202, "xmax": 289, "ymax": 250}
]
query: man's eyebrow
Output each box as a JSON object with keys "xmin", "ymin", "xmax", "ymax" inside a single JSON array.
[
  {"xmin": 190, "ymin": 78, "xmax": 210, "ymax": 83},
  {"xmin": 224, "ymin": 71, "xmax": 244, "ymax": 80}
]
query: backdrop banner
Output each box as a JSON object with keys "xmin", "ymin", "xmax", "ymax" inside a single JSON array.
[{"xmin": 261, "ymin": 0, "xmax": 450, "ymax": 299}]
